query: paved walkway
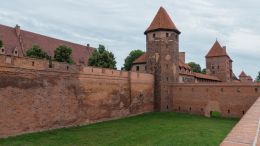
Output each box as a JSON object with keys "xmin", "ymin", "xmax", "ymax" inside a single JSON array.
[{"xmin": 221, "ymin": 97, "xmax": 260, "ymax": 146}]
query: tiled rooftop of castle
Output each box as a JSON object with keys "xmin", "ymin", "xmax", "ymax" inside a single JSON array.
[
  {"xmin": 0, "ymin": 24, "xmax": 94, "ymax": 65},
  {"xmin": 145, "ymin": 7, "xmax": 180, "ymax": 34},
  {"xmin": 206, "ymin": 40, "xmax": 230, "ymax": 58}
]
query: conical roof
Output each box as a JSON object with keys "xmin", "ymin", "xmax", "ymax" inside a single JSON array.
[
  {"xmin": 144, "ymin": 7, "xmax": 180, "ymax": 34},
  {"xmin": 239, "ymin": 71, "xmax": 247, "ymax": 77},
  {"xmin": 206, "ymin": 41, "xmax": 229, "ymax": 57}
]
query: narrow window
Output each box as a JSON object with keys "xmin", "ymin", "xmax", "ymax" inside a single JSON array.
[
  {"xmin": 189, "ymin": 107, "xmax": 192, "ymax": 111},
  {"xmin": 1, "ymin": 49, "xmax": 4, "ymax": 52},
  {"xmin": 66, "ymin": 66, "xmax": 69, "ymax": 71},
  {"xmin": 15, "ymin": 51, "xmax": 18, "ymax": 54},
  {"xmin": 166, "ymin": 77, "xmax": 169, "ymax": 81},
  {"xmin": 178, "ymin": 106, "xmax": 181, "ymax": 111},
  {"xmin": 228, "ymin": 109, "xmax": 230, "ymax": 114},
  {"xmin": 153, "ymin": 33, "xmax": 156, "ymax": 38},
  {"xmin": 166, "ymin": 33, "xmax": 169, "ymax": 37},
  {"xmin": 136, "ymin": 66, "xmax": 139, "ymax": 71},
  {"xmin": 255, "ymin": 88, "xmax": 258, "ymax": 92},
  {"xmin": 32, "ymin": 61, "xmax": 34, "ymax": 66},
  {"xmin": 242, "ymin": 110, "xmax": 245, "ymax": 115}
]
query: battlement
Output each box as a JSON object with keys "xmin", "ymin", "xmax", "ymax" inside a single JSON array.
[{"xmin": 0, "ymin": 54, "xmax": 153, "ymax": 80}]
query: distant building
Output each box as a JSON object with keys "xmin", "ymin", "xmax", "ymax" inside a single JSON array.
[{"xmin": 0, "ymin": 24, "xmax": 94, "ymax": 65}]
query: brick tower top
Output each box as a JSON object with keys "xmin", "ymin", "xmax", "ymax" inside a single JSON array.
[{"xmin": 144, "ymin": 7, "xmax": 180, "ymax": 34}]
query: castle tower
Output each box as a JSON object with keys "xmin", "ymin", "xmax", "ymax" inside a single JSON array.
[
  {"xmin": 206, "ymin": 41, "xmax": 233, "ymax": 82},
  {"xmin": 144, "ymin": 7, "xmax": 181, "ymax": 111}
]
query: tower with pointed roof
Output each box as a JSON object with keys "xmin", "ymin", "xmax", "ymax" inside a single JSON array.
[
  {"xmin": 205, "ymin": 40, "xmax": 233, "ymax": 82},
  {"xmin": 145, "ymin": 7, "xmax": 180, "ymax": 111}
]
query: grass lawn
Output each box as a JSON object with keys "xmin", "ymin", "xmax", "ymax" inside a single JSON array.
[{"xmin": 0, "ymin": 112, "xmax": 238, "ymax": 146}]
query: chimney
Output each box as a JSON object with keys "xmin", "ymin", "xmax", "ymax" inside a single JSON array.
[
  {"xmin": 179, "ymin": 52, "xmax": 185, "ymax": 63},
  {"xmin": 86, "ymin": 44, "xmax": 90, "ymax": 47},
  {"xmin": 15, "ymin": 24, "xmax": 21, "ymax": 37}
]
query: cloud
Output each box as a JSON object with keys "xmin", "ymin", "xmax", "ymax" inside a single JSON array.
[{"xmin": 0, "ymin": 0, "xmax": 259, "ymax": 78}]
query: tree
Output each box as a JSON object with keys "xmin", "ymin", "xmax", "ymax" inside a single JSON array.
[
  {"xmin": 202, "ymin": 68, "xmax": 206, "ymax": 74},
  {"xmin": 0, "ymin": 40, "xmax": 3, "ymax": 48},
  {"xmin": 26, "ymin": 45, "xmax": 48, "ymax": 59},
  {"xmin": 188, "ymin": 62, "xmax": 202, "ymax": 73},
  {"xmin": 54, "ymin": 45, "xmax": 74, "ymax": 64},
  {"xmin": 88, "ymin": 45, "xmax": 116, "ymax": 69},
  {"xmin": 256, "ymin": 71, "xmax": 260, "ymax": 82},
  {"xmin": 123, "ymin": 50, "xmax": 144, "ymax": 71}
]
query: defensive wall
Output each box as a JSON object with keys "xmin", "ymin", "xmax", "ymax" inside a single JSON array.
[
  {"xmin": 170, "ymin": 83, "xmax": 260, "ymax": 118},
  {"xmin": 0, "ymin": 55, "xmax": 154, "ymax": 138}
]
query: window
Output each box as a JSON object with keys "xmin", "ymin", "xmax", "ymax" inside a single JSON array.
[
  {"xmin": 212, "ymin": 66, "xmax": 215, "ymax": 69},
  {"xmin": 1, "ymin": 49, "xmax": 4, "ymax": 52},
  {"xmin": 66, "ymin": 66, "xmax": 69, "ymax": 71},
  {"xmin": 166, "ymin": 33, "xmax": 169, "ymax": 37},
  {"xmin": 136, "ymin": 66, "xmax": 139, "ymax": 71},
  {"xmin": 175, "ymin": 34, "xmax": 178, "ymax": 39},
  {"xmin": 14, "ymin": 51, "xmax": 18, "ymax": 54},
  {"xmin": 255, "ymin": 88, "xmax": 258, "ymax": 92},
  {"xmin": 153, "ymin": 33, "xmax": 156, "ymax": 38},
  {"xmin": 32, "ymin": 61, "xmax": 34, "ymax": 66},
  {"xmin": 217, "ymin": 65, "xmax": 220, "ymax": 69}
]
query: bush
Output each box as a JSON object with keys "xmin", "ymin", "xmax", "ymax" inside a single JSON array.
[
  {"xmin": 54, "ymin": 45, "xmax": 74, "ymax": 64},
  {"xmin": 26, "ymin": 45, "xmax": 48, "ymax": 59}
]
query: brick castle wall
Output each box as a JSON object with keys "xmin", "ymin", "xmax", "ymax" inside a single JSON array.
[
  {"xmin": 0, "ymin": 55, "xmax": 154, "ymax": 138},
  {"xmin": 170, "ymin": 83, "xmax": 260, "ymax": 118}
]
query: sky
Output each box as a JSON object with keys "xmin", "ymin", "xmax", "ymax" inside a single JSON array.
[{"xmin": 0, "ymin": 0, "xmax": 259, "ymax": 78}]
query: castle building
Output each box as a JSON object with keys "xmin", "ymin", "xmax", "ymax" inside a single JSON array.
[
  {"xmin": 0, "ymin": 24, "xmax": 94, "ymax": 65},
  {"xmin": 132, "ymin": 7, "xmax": 222, "ymax": 84},
  {"xmin": 239, "ymin": 71, "xmax": 253, "ymax": 82}
]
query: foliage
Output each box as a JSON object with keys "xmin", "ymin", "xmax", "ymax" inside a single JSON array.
[
  {"xmin": 188, "ymin": 62, "xmax": 202, "ymax": 73},
  {"xmin": 123, "ymin": 50, "xmax": 144, "ymax": 71},
  {"xmin": 256, "ymin": 71, "xmax": 260, "ymax": 82},
  {"xmin": 201, "ymin": 68, "xmax": 206, "ymax": 74},
  {"xmin": 26, "ymin": 45, "xmax": 48, "ymax": 59},
  {"xmin": 54, "ymin": 45, "xmax": 74, "ymax": 64},
  {"xmin": 88, "ymin": 45, "xmax": 116, "ymax": 69},
  {"xmin": 0, "ymin": 40, "xmax": 3, "ymax": 48},
  {"xmin": 0, "ymin": 112, "xmax": 238, "ymax": 146}
]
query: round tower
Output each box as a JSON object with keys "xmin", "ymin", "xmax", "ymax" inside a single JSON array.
[{"xmin": 144, "ymin": 7, "xmax": 181, "ymax": 111}]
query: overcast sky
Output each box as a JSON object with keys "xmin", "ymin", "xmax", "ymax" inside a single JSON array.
[{"xmin": 0, "ymin": 0, "xmax": 259, "ymax": 78}]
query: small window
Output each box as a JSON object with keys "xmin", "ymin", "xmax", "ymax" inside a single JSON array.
[
  {"xmin": 14, "ymin": 51, "xmax": 18, "ymax": 54},
  {"xmin": 1, "ymin": 49, "xmax": 4, "ymax": 52},
  {"xmin": 189, "ymin": 107, "xmax": 192, "ymax": 111},
  {"xmin": 228, "ymin": 109, "xmax": 230, "ymax": 114},
  {"xmin": 166, "ymin": 64, "xmax": 168, "ymax": 69},
  {"xmin": 32, "ymin": 61, "xmax": 34, "ymax": 66},
  {"xmin": 136, "ymin": 66, "xmax": 139, "ymax": 71},
  {"xmin": 166, "ymin": 33, "xmax": 169, "ymax": 37},
  {"xmin": 145, "ymin": 66, "xmax": 147, "ymax": 71},
  {"xmin": 217, "ymin": 66, "xmax": 220, "ymax": 69},
  {"xmin": 166, "ymin": 77, "xmax": 169, "ymax": 81},
  {"xmin": 153, "ymin": 33, "xmax": 156, "ymax": 38},
  {"xmin": 66, "ymin": 66, "xmax": 69, "ymax": 71},
  {"xmin": 212, "ymin": 66, "xmax": 215, "ymax": 69},
  {"xmin": 255, "ymin": 88, "xmax": 258, "ymax": 92},
  {"xmin": 221, "ymin": 88, "xmax": 224, "ymax": 92},
  {"xmin": 178, "ymin": 106, "xmax": 181, "ymax": 111},
  {"xmin": 242, "ymin": 110, "xmax": 245, "ymax": 115}
]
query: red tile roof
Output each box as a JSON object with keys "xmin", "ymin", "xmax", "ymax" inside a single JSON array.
[
  {"xmin": 0, "ymin": 24, "xmax": 94, "ymax": 65},
  {"xmin": 239, "ymin": 71, "xmax": 247, "ymax": 77},
  {"xmin": 194, "ymin": 72, "xmax": 221, "ymax": 81},
  {"xmin": 133, "ymin": 53, "xmax": 146, "ymax": 64},
  {"xmin": 206, "ymin": 41, "xmax": 230, "ymax": 58},
  {"xmin": 145, "ymin": 7, "xmax": 180, "ymax": 34}
]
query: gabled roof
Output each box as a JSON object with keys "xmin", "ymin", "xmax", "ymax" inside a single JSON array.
[
  {"xmin": 144, "ymin": 7, "xmax": 180, "ymax": 34},
  {"xmin": 206, "ymin": 41, "xmax": 230, "ymax": 58},
  {"xmin": 0, "ymin": 24, "xmax": 94, "ymax": 65},
  {"xmin": 239, "ymin": 71, "xmax": 247, "ymax": 77}
]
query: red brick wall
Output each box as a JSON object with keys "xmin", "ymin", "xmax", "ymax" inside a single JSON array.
[
  {"xmin": 171, "ymin": 83, "xmax": 260, "ymax": 118},
  {"xmin": 0, "ymin": 55, "xmax": 154, "ymax": 138}
]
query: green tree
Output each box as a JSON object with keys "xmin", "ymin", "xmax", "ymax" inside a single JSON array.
[
  {"xmin": 256, "ymin": 71, "xmax": 260, "ymax": 82},
  {"xmin": 202, "ymin": 68, "xmax": 206, "ymax": 74},
  {"xmin": 188, "ymin": 62, "xmax": 202, "ymax": 73},
  {"xmin": 0, "ymin": 40, "xmax": 3, "ymax": 48},
  {"xmin": 88, "ymin": 45, "xmax": 116, "ymax": 69},
  {"xmin": 123, "ymin": 50, "xmax": 144, "ymax": 71},
  {"xmin": 26, "ymin": 45, "xmax": 48, "ymax": 59},
  {"xmin": 54, "ymin": 45, "xmax": 74, "ymax": 64}
]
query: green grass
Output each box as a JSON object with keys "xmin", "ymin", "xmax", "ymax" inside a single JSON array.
[{"xmin": 0, "ymin": 112, "xmax": 238, "ymax": 146}]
